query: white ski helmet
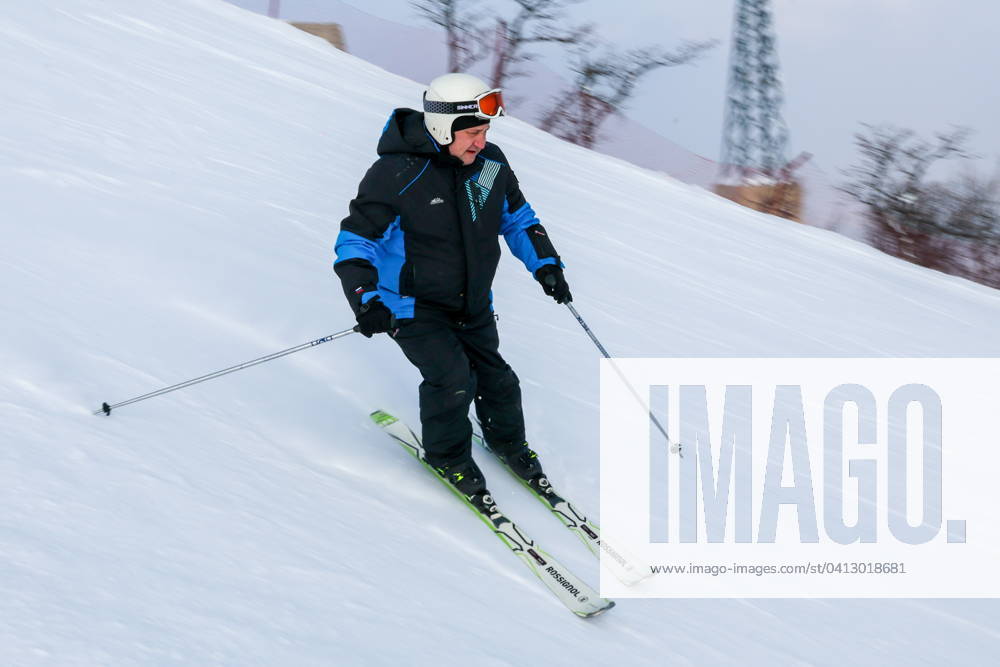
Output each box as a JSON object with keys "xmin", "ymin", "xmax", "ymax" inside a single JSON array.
[{"xmin": 422, "ymin": 73, "xmax": 505, "ymax": 145}]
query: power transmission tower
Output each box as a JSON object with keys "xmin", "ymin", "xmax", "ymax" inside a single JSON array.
[{"xmin": 719, "ymin": 0, "xmax": 789, "ymax": 180}]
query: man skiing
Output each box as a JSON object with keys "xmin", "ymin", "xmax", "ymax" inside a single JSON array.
[{"xmin": 334, "ymin": 73, "xmax": 572, "ymax": 508}]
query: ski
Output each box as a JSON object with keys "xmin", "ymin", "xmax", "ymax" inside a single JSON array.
[
  {"xmin": 370, "ymin": 410, "xmax": 614, "ymax": 618},
  {"xmin": 472, "ymin": 430, "xmax": 649, "ymax": 587}
]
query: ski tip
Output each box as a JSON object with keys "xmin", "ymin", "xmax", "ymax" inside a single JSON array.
[
  {"xmin": 369, "ymin": 410, "xmax": 398, "ymax": 427},
  {"xmin": 578, "ymin": 600, "xmax": 615, "ymax": 619}
]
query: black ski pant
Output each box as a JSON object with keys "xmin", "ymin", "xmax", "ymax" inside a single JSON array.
[{"xmin": 391, "ymin": 305, "xmax": 525, "ymax": 469}]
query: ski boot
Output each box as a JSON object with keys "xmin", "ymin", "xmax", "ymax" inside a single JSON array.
[
  {"xmin": 497, "ymin": 442, "xmax": 554, "ymax": 498},
  {"xmin": 435, "ymin": 458, "xmax": 497, "ymax": 515}
]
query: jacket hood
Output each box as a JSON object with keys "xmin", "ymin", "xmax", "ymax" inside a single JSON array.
[{"xmin": 377, "ymin": 108, "xmax": 443, "ymax": 157}]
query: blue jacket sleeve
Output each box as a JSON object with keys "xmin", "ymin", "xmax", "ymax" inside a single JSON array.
[
  {"xmin": 498, "ymin": 168, "xmax": 561, "ymax": 275},
  {"xmin": 334, "ymin": 161, "xmax": 397, "ymax": 314}
]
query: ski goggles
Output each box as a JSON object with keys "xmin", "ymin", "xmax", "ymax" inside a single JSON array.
[{"xmin": 423, "ymin": 89, "xmax": 505, "ymax": 119}]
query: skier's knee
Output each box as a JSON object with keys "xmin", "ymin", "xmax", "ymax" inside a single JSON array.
[
  {"xmin": 421, "ymin": 374, "xmax": 475, "ymax": 418},
  {"xmin": 477, "ymin": 366, "xmax": 519, "ymax": 400}
]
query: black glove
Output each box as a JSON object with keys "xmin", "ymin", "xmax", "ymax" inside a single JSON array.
[
  {"xmin": 535, "ymin": 264, "xmax": 572, "ymax": 304},
  {"xmin": 354, "ymin": 296, "xmax": 394, "ymax": 338}
]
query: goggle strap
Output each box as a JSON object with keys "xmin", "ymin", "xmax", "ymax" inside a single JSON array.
[
  {"xmin": 422, "ymin": 90, "xmax": 504, "ymax": 118},
  {"xmin": 423, "ymin": 99, "xmax": 485, "ymax": 115}
]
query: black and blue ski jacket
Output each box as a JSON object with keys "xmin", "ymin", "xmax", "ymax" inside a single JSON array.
[{"xmin": 334, "ymin": 108, "xmax": 562, "ymax": 320}]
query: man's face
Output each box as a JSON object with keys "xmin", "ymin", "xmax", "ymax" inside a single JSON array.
[{"xmin": 448, "ymin": 124, "xmax": 489, "ymax": 165}]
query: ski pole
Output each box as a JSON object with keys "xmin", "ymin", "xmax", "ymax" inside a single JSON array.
[
  {"xmin": 94, "ymin": 326, "xmax": 359, "ymax": 416},
  {"xmin": 564, "ymin": 302, "xmax": 682, "ymax": 456}
]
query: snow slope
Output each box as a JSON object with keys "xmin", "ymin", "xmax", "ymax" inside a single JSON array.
[{"xmin": 3, "ymin": 0, "xmax": 1000, "ymax": 664}]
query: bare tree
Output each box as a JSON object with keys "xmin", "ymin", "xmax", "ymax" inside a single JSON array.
[
  {"xmin": 412, "ymin": 0, "xmax": 491, "ymax": 72},
  {"xmin": 841, "ymin": 124, "xmax": 1000, "ymax": 288},
  {"xmin": 841, "ymin": 125, "xmax": 970, "ymax": 222},
  {"xmin": 927, "ymin": 167, "xmax": 1000, "ymax": 287},
  {"xmin": 539, "ymin": 40, "xmax": 715, "ymax": 149},
  {"xmin": 488, "ymin": 0, "xmax": 592, "ymax": 89},
  {"xmin": 928, "ymin": 166, "xmax": 1000, "ymax": 241},
  {"xmin": 840, "ymin": 124, "xmax": 970, "ymax": 260}
]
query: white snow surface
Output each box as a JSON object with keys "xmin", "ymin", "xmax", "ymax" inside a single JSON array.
[{"xmin": 3, "ymin": 1, "xmax": 1000, "ymax": 664}]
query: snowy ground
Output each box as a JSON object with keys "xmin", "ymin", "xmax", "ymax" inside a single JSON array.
[{"xmin": 3, "ymin": 0, "xmax": 1000, "ymax": 664}]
